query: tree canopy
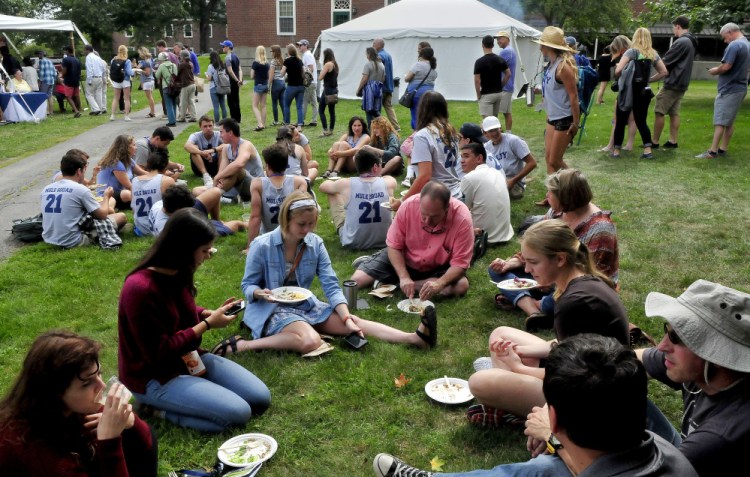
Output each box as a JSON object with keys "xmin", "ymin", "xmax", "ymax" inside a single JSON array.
[{"xmin": 642, "ymin": 0, "xmax": 750, "ymax": 32}]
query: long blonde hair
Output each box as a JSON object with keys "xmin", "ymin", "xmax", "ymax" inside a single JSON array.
[
  {"xmin": 255, "ymin": 45, "xmax": 267, "ymax": 65},
  {"xmin": 286, "ymin": 44, "xmax": 299, "ymax": 59},
  {"xmin": 138, "ymin": 47, "xmax": 151, "ymax": 60},
  {"xmin": 521, "ymin": 219, "xmax": 613, "ymax": 298},
  {"xmin": 631, "ymin": 28, "xmax": 657, "ymax": 60},
  {"xmin": 116, "ymin": 45, "xmax": 128, "ymax": 61}
]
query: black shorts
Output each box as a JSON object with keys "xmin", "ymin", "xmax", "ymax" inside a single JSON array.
[
  {"xmin": 113, "ymin": 189, "xmax": 131, "ymax": 211},
  {"xmin": 547, "ymin": 116, "xmax": 574, "ymax": 131}
]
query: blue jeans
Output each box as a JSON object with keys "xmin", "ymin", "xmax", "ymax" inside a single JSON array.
[
  {"xmin": 271, "ymin": 79, "xmax": 286, "ymax": 122},
  {"xmin": 646, "ymin": 399, "xmax": 682, "ymax": 447},
  {"xmin": 163, "ymin": 89, "xmax": 177, "ymax": 124},
  {"xmin": 489, "ymin": 268, "xmax": 555, "ymax": 314},
  {"xmin": 409, "ymin": 84, "xmax": 434, "ymax": 129},
  {"xmin": 439, "ymin": 454, "xmax": 570, "ymax": 477},
  {"xmin": 133, "ymin": 353, "xmax": 271, "ymax": 433},
  {"xmin": 283, "ymin": 84, "xmax": 305, "ymax": 124},
  {"xmin": 210, "ymin": 87, "xmax": 228, "ymax": 123}
]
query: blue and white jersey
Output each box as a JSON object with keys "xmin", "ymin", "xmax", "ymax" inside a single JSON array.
[
  {"xmin": 339, "ymin": 177, "xmax": 392, "ymax": 250},
  {"xmin": 132, "ymin": 174, "xmax": 163, "ymax": 234},
  {"xmin": 40, "ymin": 179, "xmax": 100, "ymax": 247},
  {"xmin": 260, "ymin": 176, "xmax": 296, "ymax": 234}
]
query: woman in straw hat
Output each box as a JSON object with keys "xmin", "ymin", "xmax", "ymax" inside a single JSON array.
[{"xmin": 533, "ymin": 27, "xmax": 580, "ymax": 207}]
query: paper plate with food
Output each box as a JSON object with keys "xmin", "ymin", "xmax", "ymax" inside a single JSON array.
[
  {"xmin": 495, "ymin": 278, "xmax": 538, "ymax": 292},
  {"xmin": 218, "ymin": 433, "xmax": 278, "ymax": 468},
  {"xmin": 270, "ymin": 286, "xmax": 313, "ymax": 305},
  {"xmin": 396, "ymin": 299, "xmax": 434, "ymax": 314},
  {"xmin": 425, "ymin": 376, "xmax": 474, "ymax": 405}
]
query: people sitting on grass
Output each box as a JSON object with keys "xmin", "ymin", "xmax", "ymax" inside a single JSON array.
[
  {"xmin": 459, "ymin": 142, "xmax": 513, "ymax": 245},
  {"xmin": 134, "ymin": 127, "xmax": 183, "ymax": 179},
  {"xmin": 184, "ymin": 115, "xmax": 226, "ymax": 187},
  {"xmin": 191, "ymin": 118, "xmax": 263, "ymax": 203},
  {"xmin": 365, "ymin": 116, "xmax": 402, "ymax": 177},
  {"xmin": 41, "ymin": 149, "xmax": 127, "ymax": 248},
  {"xmin": 320, "ymin": 148, "xmax": 396, "ymax": 250},
  {"xmin": 131, "ymin": 151, "xmax": 175, "ymax": 236},
  {"xmin": 118, "ymin": 208, "xmax": 270, "ymax": 433},
  {"xmin": 275, "ymin": 125, "xmax": 317, "ymax": 182},
  {"xmin": 210, "ymin": 191, "xmax": 437, "ymax": 356},
  {"xmin": 490, "ymin": 169, "xmax": 618, "ymax": 327},
  {"xmin": 96, "ymin": 135, "xmax": 147, "ymax": 211},
  {"xmin": 391, "ymin": 92, "xmax": 461, "ymax": 209},
  {"xmin": 638, "ymin": 279, "xmax": 750, "ymax": 476},
  {"xmin": 147, "ymin": 184, "xmax": 246, "ymax": 237},
  {"xmin": 0, "ymin": 331, "xmax": 158, "ymax": 477},
  {"xmin": 481, "ymin": 115, "xmax": 537, "ymax": 200},
  {"xmin": 372, "ymin": 334, "xmax": 697, "ymax": 477},
  {"xmin": 289, "ymin": 124, "xmax": 318, "ymax": 174},
  {"xmin": 246, "ymin": 143, "xmax": 308, "ymax": 245},
  {"xmin": 322, "ymin": 116, "xmax": 371, "ymax": 178},
  {"xmin": 467, "ymin": 219, "xmax": 628, "ymax": 427},
  {"xmin": 351, "ymin": 181, "xmax": 473, "ymax": 301}
]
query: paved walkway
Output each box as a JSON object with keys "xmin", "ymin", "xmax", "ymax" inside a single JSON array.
[{"xmin": 0, "ymin": 88, "xmax": 213, "ymax": 260}]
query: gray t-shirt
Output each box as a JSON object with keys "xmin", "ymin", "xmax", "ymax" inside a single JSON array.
[
  {"xmin": 362, "ymin": 60, "xmax": 385, "ymax": 82},
  {"xmin": 718, "ymin": 37, "xmax": 750, "ymax": 95},
  {"xmin": 411, "ymin": 127, "xmax": 461, "ymax": 197},
  {"xmin": 409, "ymin": 61, "xmax": 437, "ymax": 86},
  {"xmin": 189, "ymin": 131, "xmax": 222, "ymax": 150},
  {"xmin": 484, "ymin": 133, "xmax": 531, "ymax": 184},
  {"xmin": 40, "ymin": 179, "xmax": 101, "ymax": 248}
]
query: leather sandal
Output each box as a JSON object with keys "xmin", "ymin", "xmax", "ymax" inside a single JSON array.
[
  {"xmin": 494, "ymin": 293, "xmax": 515, "ymax": 311},
  {"xmin": 211, "ymin": 335, "xmax": 245, "ymax": 356},
  {"xmin": 415, "ymin": 305, "xmax": 437, "ymax": 348}
]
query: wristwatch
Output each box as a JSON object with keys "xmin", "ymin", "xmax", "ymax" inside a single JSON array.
[{"xmin": 546, "ymin": 434, "xmax": 563, "ymax": 455}]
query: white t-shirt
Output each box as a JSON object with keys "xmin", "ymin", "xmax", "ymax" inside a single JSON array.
[
  {"xmin": 131, "ymin": 174, "xmax": 163, "ymax": 234},
  {"xmin": 484, "ymin": 133, "xmax": 531, "ymax": 185},
  {"xmin": 460, "ymin": 164, "xmax": 513, "ymax": 244},
  {"xmin": 411, "ymin": 127, "xmax": 461, "ymax": 197},
  {"xmin": 302, "ymin": 51, "xmax": 317, "ymax": 85},
  {"xmin": 40, "ymin": 179, "xmax": 101, "ymax": 248},
  {"xmin": 147, "ymin": 200, "xmax": 170, "ymax": 237}
]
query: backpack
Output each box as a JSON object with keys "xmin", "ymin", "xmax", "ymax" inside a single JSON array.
[
  {"xmin": 166, "ymin": 65, "xmax": 182, "ymax": 98},
  {"xmin": 577, "ymin": 65, "xmax": 599, "ymax": 112},
  {"xmin": 215, "ymin": 67, "xmax": 231, "ymax": 95},
  {"xmin": 110, "ymin": 58, "xmax": 126, "ymax": 83},
  {"xmin": 11, "ymin": 214, "xmax": 44, "ymax": 243},
  {"xmin": 632, "ymin": 55, "xmax": 653, "ymax": 94}
]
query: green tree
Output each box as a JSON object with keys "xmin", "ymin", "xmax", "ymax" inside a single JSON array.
[
  {"xmin": 523, "ymin": 0, "xmax": 632, "ymax": 42},
  {"xmin": 185, "ymin": 0, "xmax": 226, "ymax": 53},
  {"xmin": 642, "ymin": 0, "xmax": 750, "ymax": 32}
]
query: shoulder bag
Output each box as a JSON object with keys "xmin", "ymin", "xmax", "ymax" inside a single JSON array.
[{"xmin": 399, "ymin": 68, "xmax": 432, "ymax": 108}]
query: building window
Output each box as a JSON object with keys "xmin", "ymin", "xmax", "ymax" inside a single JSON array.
[
  {"xmin": 183, "ymin": 23, "xmax": 193, "ymax": 38},
  {"xmin": 277, "ymin": 0, "xmax": 295, "ymax": 35},
  {"xmin": 208, "ymin": 24, "xmax": 213, "ymax": 38},
  {"xmin": 165, "ymin": 24, "xmax": 174, "ymax": 38},
  {"xmin": 124, "ymin": 26, "xmax": 134, "ymax": 38},
  {"xmin": 384, "ymin": 0, "xmax": 399, "ymax": 4},
  {"xmin": 332, "ymin": 0, "xmax": 351, "ymax": 26}
]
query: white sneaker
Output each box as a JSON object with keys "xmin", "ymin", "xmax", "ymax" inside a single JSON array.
[
  {"xmin": 473, "ymin": 356, "xmax": 493, "ymax": 372},
  {"xmin": 109, "ymin": 114, "xmax": 115, "ymax": 121},
  {"xmin": 220, "ymin": 196, "xmax": 234, "ymax": 204},
  {"xmin": 351, "ymin": 255, "xmax": 371, "ymax": 269},
  {"xmin": 202, "ymin": 174, "xmax": 214, "ymax": 188},
  {"xmin": 124, "ymin": 115, "xmax": 131, "ymax": 121},
  {"xmin": 401, "ymin": 177, "xmax": 411, "ymax": 187}
]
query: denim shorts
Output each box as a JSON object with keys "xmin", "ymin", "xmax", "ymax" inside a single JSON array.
[{"xmin": 254, "ymin": 83, "xmax": 269, "ymax": 94}]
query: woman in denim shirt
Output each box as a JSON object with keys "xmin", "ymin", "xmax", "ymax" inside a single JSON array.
[{"xmin": 211, "ymin": 191, "xmax": 437, "ymax": 356}]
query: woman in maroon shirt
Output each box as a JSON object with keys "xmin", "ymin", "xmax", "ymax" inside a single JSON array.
[{"xmin": 0, "ymin": 331, "xmax": 156, "ymax": 477}]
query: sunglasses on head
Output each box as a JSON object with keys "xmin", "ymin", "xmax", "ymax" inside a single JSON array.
[{"xmin": 664, "ymin": 323, "xmax": 682, "ymax": 345}]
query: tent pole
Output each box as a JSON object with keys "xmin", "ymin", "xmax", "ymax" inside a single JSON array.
[
  {"xmin": 510, "ymin": 29, "xmax": 530, "ymax": 85},
  {"xmin": 594, "ymin": 37, "xmax": 598, "ymax": 58},
  {"xmin": 2, "ymin": 33, "xmax": 21, "ymax": 56},
  {"xmin": 70, "ymin": 32, "xmax": 75, "ymax": 55}
]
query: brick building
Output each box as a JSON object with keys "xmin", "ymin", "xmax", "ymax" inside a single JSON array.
[{"xmin": 226, "ymin": 0, "xmax": 401, "ymax": 65}]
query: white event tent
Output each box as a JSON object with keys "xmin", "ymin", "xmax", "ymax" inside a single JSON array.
[
  {"xmin": 0, "ymin": 13, "xmax": 89, "ymax": 55},
  {"xmin": 320, "ymin": 0, "xmax": 544, "ymax": 101}
]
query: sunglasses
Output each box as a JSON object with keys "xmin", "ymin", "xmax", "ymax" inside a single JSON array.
[{"xmin": 663, "ymin": 323, "xmax": 682, "ymax": 345}]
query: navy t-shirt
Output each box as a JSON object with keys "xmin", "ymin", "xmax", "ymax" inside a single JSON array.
[{"xmin": 62, "ymin": 56, "xmax": 81, "ymax": 87}]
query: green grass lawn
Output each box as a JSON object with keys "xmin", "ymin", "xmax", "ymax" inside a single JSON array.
[{"xmin": 1, "ymin": 80, "xmax": 749, "ymax": 476}]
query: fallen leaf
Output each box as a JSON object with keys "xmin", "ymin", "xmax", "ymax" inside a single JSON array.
[
  {"xmin": 430, "ymin": 456, "xmax": 445, "ymax": 472},
  {"xmin": 394, "ymin": 373, "xmax": 412, "ymax": 388}
]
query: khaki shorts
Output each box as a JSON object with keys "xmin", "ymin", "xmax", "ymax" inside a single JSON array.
[
  {"xmin": 654, "ymin": 88, "xmax": 685, "ymax": 116},
  {"xmin": 330, "ymin": 202, "xmax": 346, "ymax": 230},
  {"xmin": 498, "ymin": 91, "xmax": 513, "ymax": 114},
  {"xmin": 479, "ymin": 92, "xmax": 503, "ymax": 117}
]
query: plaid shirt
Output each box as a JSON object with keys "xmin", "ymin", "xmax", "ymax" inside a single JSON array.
[{"xmin": 38, "ymin": 57, "xmax": 56, "ymax": 85}]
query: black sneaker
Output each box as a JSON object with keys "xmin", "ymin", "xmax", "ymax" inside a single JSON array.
[
  {"xmin": 373, "ymin": 454, "xmax": 434, "ymax": 477},
  {"xmin": 651, "ymin": 143, "xmax": 659, "ymax": 149},
  {"xmin": 664, "ymin": 141, "xmax": 678, "ymax": 149}
]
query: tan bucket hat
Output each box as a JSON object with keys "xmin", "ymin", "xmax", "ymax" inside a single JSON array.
[{"xmin": 532, "ymin": 26, "xmax": 575, "ymax": 52}]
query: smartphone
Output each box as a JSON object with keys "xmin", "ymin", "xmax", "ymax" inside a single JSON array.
[
  {"xmin": 344, "ymin": 332, "xmax": 368, "ymax": 350},
  {"xmin": 225, "ymin": 300, "xmax": 246, "ymax": 316}
]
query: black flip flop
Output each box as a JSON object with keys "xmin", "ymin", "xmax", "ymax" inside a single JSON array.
[
  {"xmin": 415, "ymin": 305, "xmax": 437, "ymax": 348},
  {"xmin": 211, "ymin": 335, "xmax": 244, "ymax": 356}
]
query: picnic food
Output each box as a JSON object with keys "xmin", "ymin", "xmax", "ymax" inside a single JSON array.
[
  {"xmin": 274, "ymin": 288, "xmax": 307, "ymax": 301},
  {"xmin": 222, "ymin": 437, "xmax": 273, "ymax": 465},
  {"xmin": 429, "ymin": 380, "xmax": 472, "ymax": 403},
  {"xmin": 507, "ymin": 278, "xmax": 535, "ymax": 289},
  {"xmin": 408, "ymin": 303, "xmax": 423, "ymax": 313}
]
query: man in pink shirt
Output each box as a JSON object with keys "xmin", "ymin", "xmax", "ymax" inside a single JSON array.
[{"xmin": 351, "ymin": 181, "xmax": 473, "ymax": 301}]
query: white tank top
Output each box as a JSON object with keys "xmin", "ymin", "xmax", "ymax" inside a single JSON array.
[
  {"xmin": 339, "ymin": 177, "xmax": 392, "ymax": 249},
  {"xmin": 132, "ymin": 174, "xmax": 163, "ymax": 233},
  {"xmin": 260, "ymin": 176, "xmax": 295, "ymax": 233}
]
